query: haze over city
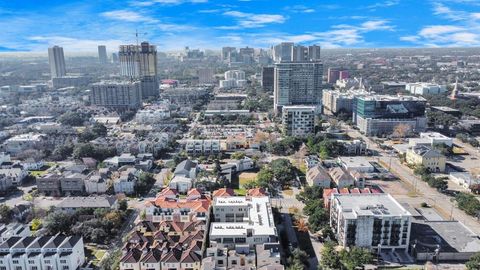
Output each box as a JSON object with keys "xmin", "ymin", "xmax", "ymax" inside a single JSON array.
[{"xmin": 2, "ymin": 1, "xmax": 480, "ymax": 270}]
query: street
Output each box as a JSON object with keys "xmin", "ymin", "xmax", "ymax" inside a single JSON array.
[{"xmin": 345, "ymin": 124, "xmax": 480, "ymax": 234}]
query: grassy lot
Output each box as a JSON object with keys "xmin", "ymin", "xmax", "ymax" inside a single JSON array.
[
  {"xmin": 235, "ymin": 188, "xmax": 247, "ymax": 196},
  {"xmin": 85, "ymin": 245, "xmax": 107, "ymax": 266},
  {"xmin": 238, "ymin": 172, "xmax": 257, "ymax": 187}
]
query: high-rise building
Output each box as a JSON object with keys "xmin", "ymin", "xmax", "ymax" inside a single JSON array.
[
  {"xmin": 111, "ymin": 53, "xmax": 119, "ymax": 63},
  {"xmin": 273, "ymin": 43, "xmax": 321, "ymax": 62},
  {"xmin": 308, "ymin": 45, "xmax": 321, "ymax": 61},
  {"xmin": 273, "ymin": 61, "xmax": 323, "ymax": 113},
  {"xmin": 197, "ymin": 68, "xmax": 215, "ymax": 84},
  {"xmin": 339, "ymin": 70, "xmax": 350, "ymax": 80},
  {"xmin": 48, "ymin": 46, "xmax": 66, "ymax": 79},
  {"xmin": 272, "ymin": 42, "xmax": 294, "ymax": 62},
  {"xmin": 261, "ymin": 67, "xmax": 274, "ymax": 92},
  {"xmin": 292, "ymin": 45, "xmax": 309, "ymax": 62},
  {"xmin": 91, "ymin": 81, "xmax": 142, "ymax": 110},
  {"xmin": 239, "ymin": 47, "xmax": 255, "ymax": 64},
  {"xmin": 119, "ymin": 42, "xmax": 158, "ymax": 98},
  {"xmin": 327, "ymin": 68, "xmax": 340, "ymax": 84},
  {"xmin": 219, "ymin": 70, "xmax": 247, "ymax": 89},
  {"xmin": 98, "ymin": 45, "xmax": 108, "ymax": 64},
  {"xmin": 282, "ymin": 106, "xmax": 316, "ymax": 136},
  {"xmin": 222, "ymin": 47, "xmax": 236, "ymax": 61}
]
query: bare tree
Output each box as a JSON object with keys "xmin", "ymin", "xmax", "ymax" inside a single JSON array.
[{"xmin": 392, "ymin": 123, "xmax": 412, "ymax": 139}]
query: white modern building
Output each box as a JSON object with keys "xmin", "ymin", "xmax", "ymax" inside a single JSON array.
[
  {"xmin": 219, "ymin": 70, "xmax": 247, "ymax": 89},
  {"xmin": 405, "ymin": 83, "xmax": 446, "ymax": 95},
  {"xmin": 91, "ymin": 81, "xmax": 142, "ymax": 110},
  {"xmin": 449, "ymin": 172, "xmax": 480, "ymax": 191},
  {"xmin": 0, "ymin": 235, "xmax": 85, "ymax": 270},
  {"xmin": 2, "ymin": 133, "xmax": 46, "ymax": 154},
  {"xmin": 135, "ymin": 107, "xmax": 171, "ymax": 123},
  {"xmin": 281, "ymin": 106, "xmax": 316, "ymax": 136},
  {"xmin": 210, "ymin": 196, "xmax": 278, "ymax": 249},
  {"xmin": 185, "ymin": 140, "xmax": 221, "ymax": 156},
  {"xmin": 337, "ymin": 156, "xmax": 375, "ymax": 173},
  {"xmin": 419, "ymin": 132, "xmax": 453, "ymax": 147},
  {"xmin": 330, "ymin": 193, "xmax": 412, "ymax": 252}
]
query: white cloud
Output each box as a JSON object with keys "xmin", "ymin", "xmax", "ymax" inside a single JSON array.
[
  {"xmin": 366, "ymin": 0, "xmax": 400, "ymax": 10},
  {"xmin": 101, "ymin": 10, "xmax": 158, "ymax": 23},
  {"xmin": 130, "ymin": 0, "xmax": 207, "ymax": 6},
  {"xmin": 27, "ymin": 36, "xmax": 124, "ymax": 52},
  {"xmin": 223, "ymin": 10, "xmax": 286, "ymax": 28},
  {"xmin": 287, "ymin": 5, "xmax": 315, "ymax": 13}
]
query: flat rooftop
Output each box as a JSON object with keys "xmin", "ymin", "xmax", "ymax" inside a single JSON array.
[
  {"xmin": 211, "ymin": 196, "xmax": 276, "ymax": 237},
  {"xmin": 359, "ymin": 94, "xmax": 426, "ymax": 102},
  {"xmin": 334, "ymin": 193, "xmax": 411, "ymax": 218},
  {"xmin": 411, "ymin": 220, "xmax": 480, "ymax": 253}
]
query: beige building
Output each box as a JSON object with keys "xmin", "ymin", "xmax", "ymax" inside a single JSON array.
[{"xmin": 406, "ymin": 145, "xmax": 446, "ymax": 172}]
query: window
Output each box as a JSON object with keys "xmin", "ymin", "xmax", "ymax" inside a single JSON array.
[
  {"xmin": 60, "ymin": 260, "xmax": 67, "ymax": 264},
  {"xmin": 62, "ymin": 266, "xmax": 69, "ymax": 270}
]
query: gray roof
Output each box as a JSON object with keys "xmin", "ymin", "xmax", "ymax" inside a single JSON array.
[
  {"xmin": 174, "ymin": 159, "xmax": 196, "ymax": 174},
  {"xmin": 411, "ymin": 220, "xmax": 480, "ymax": 253},
  {"xmin": 58, "ymin": 196, "xmax": 117, "ymax": 209}
]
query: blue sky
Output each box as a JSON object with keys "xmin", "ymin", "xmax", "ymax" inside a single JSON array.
[{"xmin": 1, "ymin": 0, "xmax": 480, "ymax": 53}]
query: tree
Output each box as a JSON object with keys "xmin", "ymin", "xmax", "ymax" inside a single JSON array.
[
  {"xmin": 92, "ymin": 123, "xmax": 108, "ymax": 137},
  {"xmin": 44, "ymin": 211, "xmax": 75, "ymax": 234},
  {"xmin": 288, "ymin": 248, "xmax": 309, "ymax": 270},
  {"xmin": 118, "ymin": 200, "xmax": 128, "ymax": 211},
  {"xmin": 231, "ymin": 152, "xmax": 246, "ymax": 160},
  {"xmin": 58, "ymin": 112, "xmax": 87, "ymax": 126},
  {"xmin": 52, "ymin": 144, "xmax": 74, "ymax": 160},
  {"xmin": 256, "ymin": 167, "xmax": 273, "ymax": 188},
  {"xmin": 320, "ymin": 242, "xmax": 340, "ymax": 270},
  {"xmin": 31, "ymin": 218, "xmax": 42, "ymax": 231},
  {"xmin": 466, "ymin": 253, "xmax": 480, "ymax": 270},
  {"xmin": 294, "ymin": 219, "xmax": 309, "ymax": 233},
  {"xmin": 0, "ymin": 205, "xmax": 12, "ymax": 223},
  {"xmin": 339, "ymin": 247, "xmax": 373, "ymax": 270},
  {"xmin": 270, "ymin": 158, "xmax": 295, "ymax": 186},
  {"xmin": 308, "ymin": 208, "xmax": 329, "ymax": 232},
  {"xmin": 99, "ymin": 250, "xmax": 122, "ymax": 270},
  {"xmin": 392, "ymin": 123, "xmax": 411, "ymax": 139},
  {"xmin": 456, "ymin": 192, "xmax": 480, "ymax": 216}
]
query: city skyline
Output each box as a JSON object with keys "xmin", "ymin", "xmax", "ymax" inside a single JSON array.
[{"xmin": 1, "ymin": 0, "xmax": 480, "ymax": 53}]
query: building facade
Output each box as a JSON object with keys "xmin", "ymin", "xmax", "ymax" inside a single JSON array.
[
  {"xmin": 281, "ymin": 106, "xmax": 315, "ymax": 136},
  {"xmin": 353, "ymin": 95, "xmax": 427, "ymax": 136},
  {"xmin": 330, "ymin": 193, "xmax": 412, "ymax": 252},
  {"xmin": 91, "ymin": 81, "xmax": 142, "ymax": 110},
  {"xmin": 274, "ymin": 61, "xmax": 323, "ymax": 114},
  {"xmin": 48, "ymin": 46, "xmax": 66, "ymax": 79}
]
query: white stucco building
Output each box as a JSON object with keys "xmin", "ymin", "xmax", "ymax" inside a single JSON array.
[{"xmin": 330, "ymin": 193, "xmax": 412, "ymax": 252}]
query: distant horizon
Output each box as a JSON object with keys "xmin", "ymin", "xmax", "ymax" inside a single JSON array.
[
  {"xmin": 1, "ymin": 0, "xmax": 480, "ymax": 53},
  {"xmin": 1, "ymin": 46, "xmax": 480, "ymax": 58}
]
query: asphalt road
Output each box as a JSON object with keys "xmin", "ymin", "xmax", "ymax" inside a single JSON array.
[{"xmin": 345, "ymin": 124, "xmax": 480, "ymax": 235}]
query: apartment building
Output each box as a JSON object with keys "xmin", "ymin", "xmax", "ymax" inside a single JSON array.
[
  {"xmin": 119, "ymin": 220, "xmax": 204, "ymax": 270},
  {"xmin": 330, "ymin": 193, "xmax": 412, "ymax": 252},
  {"xmin": 281, "ymin": 106, "xmax": 316, "ymax": 136},
  {"xmin": 405, "ymin": 82, "xmax": 446, "ymax": 95},
  {"xmin": 273, "ymin": 61, "xmax": 323, "ymax": 114},
  {"xmin": 185, "ymin": 140, "xmax": 221, "ymax": 156},
  {"xmin": 210, "ymin": 196, "xmax": 278, "ymax": 249},
  {"xmin": 145, "ymin": 188, "xmax": 210, "ymax": 223},
  {"xmin": 406, "ymin": 145, "xmax": 446, "ymax": 172},
  {"xmin": 322, "ymin": 89, "xmax": 369, "ymax": 115},
  {"xmin": 91, "ymin": 81, "xmax": 142, "ymax": 110},
  {"xmin": 0, "ymin": 235, "xmax": 85, "ymax": 270}
]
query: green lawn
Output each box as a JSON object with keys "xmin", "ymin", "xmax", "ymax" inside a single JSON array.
[
  {"xmin": 238, "ymin": 172, "xmax": 257, "ymax": 187},
  {"xmin": 234, "ymin": 188, "xmax": 247, "ymax": 196}
]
